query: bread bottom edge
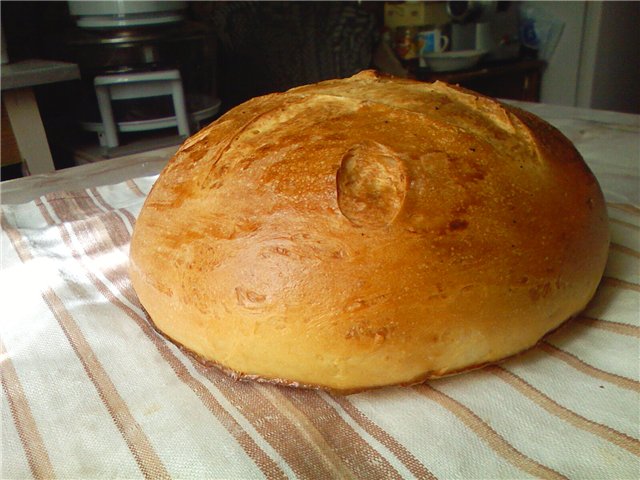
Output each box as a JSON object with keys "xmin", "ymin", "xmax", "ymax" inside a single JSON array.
[{"xmin": 139, "ymin": 305, "xmax": 581, "ymax": 395}]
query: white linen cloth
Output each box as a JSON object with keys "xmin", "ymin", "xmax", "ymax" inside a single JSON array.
[{"xmin": 1, "ymin": 110, "xmax": 638, "ymax": 479}]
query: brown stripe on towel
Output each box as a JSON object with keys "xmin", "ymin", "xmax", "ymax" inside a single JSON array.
[
  {"xmin": 90, "ymin": 187, "xmax": 139, "ymax": 228},
  {"xmin": 269, "ymin": 385, "xmax": 405, "ymax": 479},
  {"xmin": 34, "ymin": 197, "xmax": 55, "ymax": 225},
  {"xmin": 490, "ymin": 366, "xmax": 640, "ymax": 456},
  {"xmin": 258, "ymin": 385, "xmax": 357, "ymax": 478},
  {"xmin": 610, "ymin": 242, "xmax": 640, "ymax": 259},
  {"xmin": 576, "ymin": 315, "xmax": 640, "ymax": 338},
  {"xmin": 539, "ymin": 342, "xmax": 640, "ymax": 392},
  {"xmin": 607, "ymin": 203, "xmax": 640, "ymax": 216},
  {"xmin": 189, "ymin": 357, "xmax": 364, "ymax": 479},
  {"xmin": 414, "ymin": 384, "xmax": 568, "ymax": 480},
  {"xmin": 42, "ymin": 197, "xmax": 137, "ymax": 305},
  {"xmin": 36, "ymin": 193, "xmax": 128, "ymax": 253},
  {"xmin": 126, "ymin": 179, "xmax": 147, "ymax": 198},
  {"xmin": 0, "ymin": 337, "xmax": 56, "ymax": 480},
  {"xmin": 609, "ymin": 217, "xmax": 640, "ymax": 231},
  {"xmin": 41, "ymin": 191, "xmax": 102, "ymax": 223},
  {"xmin": 330, "ymin": 395, "xmax": 438, "ymax": 480},
  {"xmin": 602, "ymin": 277, "xmax": 640, "ymax": 292},
  {"xmin": 75, "ymin": 215, "xmax": 139, "ymax": 304}
]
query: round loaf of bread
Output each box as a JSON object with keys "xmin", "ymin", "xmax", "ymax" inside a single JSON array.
[{"xmin": 130, "ymin": 70, "xmax": 609, "ymax": 392}]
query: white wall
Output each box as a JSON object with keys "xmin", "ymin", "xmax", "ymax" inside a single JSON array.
[
  {"xmin": 524, "ymin": 1, "xmax": 639, "ymax": 113},
  {"xmin": 586, "ymin": 1, "xmax": 640, "ymax": 113},
  {"xmin": 576, "ymin": 1, "xmax": 602, "ymax": 109},
  {"xmin": 521, "ymin": 1, "xmax": 587, "ymax": 106}
]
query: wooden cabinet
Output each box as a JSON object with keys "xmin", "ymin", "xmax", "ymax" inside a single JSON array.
[{"xmin": 416, "ymin": 59, "xmax": 546, "ymax": 102}]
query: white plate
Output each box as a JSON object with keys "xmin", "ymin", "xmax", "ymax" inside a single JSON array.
[{"xmin": 421, "ymin": 49, "xmax": 488, "ymax": 72}]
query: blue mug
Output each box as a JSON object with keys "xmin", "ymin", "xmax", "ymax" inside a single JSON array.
[{"xmin": 417, "ymin": 29, "xmax": 449, "ymax": 55}]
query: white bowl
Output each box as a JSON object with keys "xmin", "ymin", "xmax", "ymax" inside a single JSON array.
[{"xmin": 421, "ymin": 49, "xmax": 488, "ymax": 72}]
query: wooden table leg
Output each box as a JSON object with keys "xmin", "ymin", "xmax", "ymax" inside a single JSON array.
[{"xmin": 2, "ymin": 88, "xmax": 56, "ymax": 175}]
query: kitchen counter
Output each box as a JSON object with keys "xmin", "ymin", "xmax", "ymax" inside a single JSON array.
[{"xmin": 1, "ymin": 100, "xmax": 638, "ymax": 479}]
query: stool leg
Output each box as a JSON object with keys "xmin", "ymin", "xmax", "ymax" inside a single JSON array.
[
  {"xmin": 171, "ymin": 79, "xmax": 190, "ymax": 137},
  {"xmin": 3, "ymin": 88, "xmax": 56, "ymax": 174},
  {"xmin": 95, "ymin": 85, "xmax": 119, "ymax": 148}
]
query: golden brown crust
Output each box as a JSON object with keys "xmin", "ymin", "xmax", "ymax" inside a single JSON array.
[{"xmin": 129, "ymin": 70, "xmax": 609, "ymax": 392}]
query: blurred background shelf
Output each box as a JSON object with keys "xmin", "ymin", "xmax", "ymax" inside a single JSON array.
[{"xmin": 416, "ymin": 58, "xmax": 546, "ymax": 102}]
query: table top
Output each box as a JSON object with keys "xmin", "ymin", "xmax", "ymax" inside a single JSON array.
[
  {"xmin": 1, "ymin": 145, "xmax": 178, "ymax": 204},
  {"xmin": 1, "ymin": 100, "xmax": 638, "ymax": 479},
  {"xmin": 1, "ymin": 59, "xmax": 80, "ymax": 91}
]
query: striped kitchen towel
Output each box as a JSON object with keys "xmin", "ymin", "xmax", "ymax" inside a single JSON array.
[{"xmin": 1, "ymin": 175, "xmax": 638, "ymax": 479}]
